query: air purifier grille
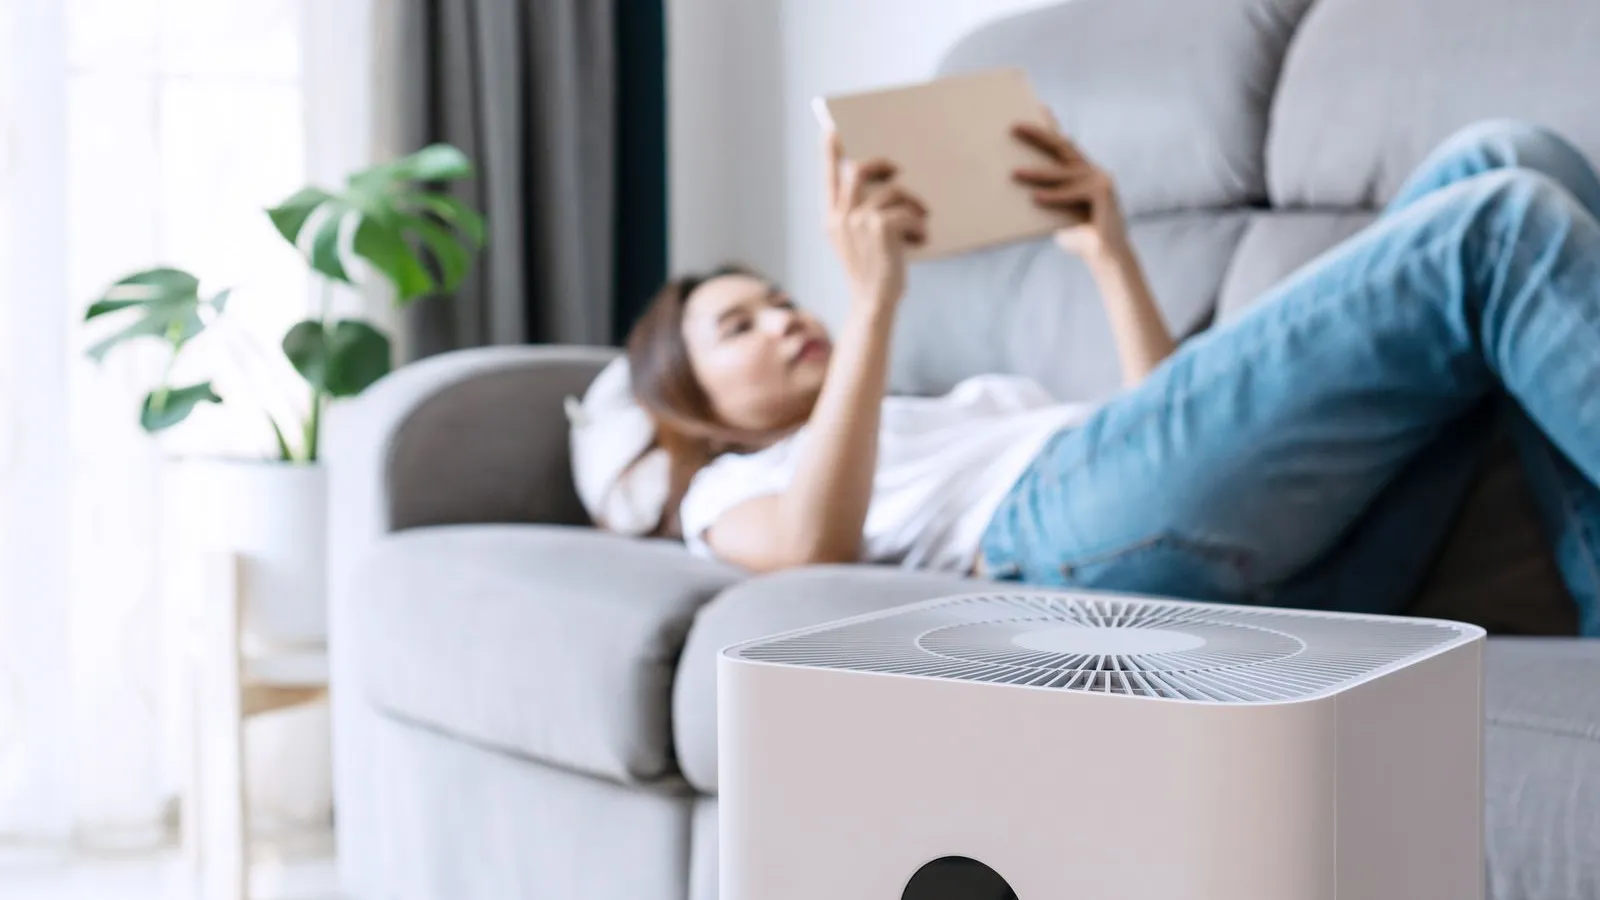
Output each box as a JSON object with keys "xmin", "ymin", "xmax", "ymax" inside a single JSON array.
[{"xmin": 729, "ymin": 592, "xmax": 1474, "ymax": 702}]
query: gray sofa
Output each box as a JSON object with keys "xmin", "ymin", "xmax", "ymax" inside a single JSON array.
[{"xmin": 327, "ymin": 0, "xmax": 1600, "ymax": 896}]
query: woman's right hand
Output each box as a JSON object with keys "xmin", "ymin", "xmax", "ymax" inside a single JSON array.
[{"xmin": 824, "ymin": 131, "xmax": 928, "ymax": 308}]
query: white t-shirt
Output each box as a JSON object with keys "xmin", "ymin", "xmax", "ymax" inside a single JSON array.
[{"xmin": 679, "ymin": 375, "xmax": 1097, "ymax": 572}]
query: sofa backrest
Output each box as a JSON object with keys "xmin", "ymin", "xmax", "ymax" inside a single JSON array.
[{"xmin": 891, "ymin": 0, "xmax": 1600, "ymax": 402}]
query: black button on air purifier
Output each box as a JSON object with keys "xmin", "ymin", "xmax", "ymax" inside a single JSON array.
[{"xmin": 901, "ymin": 856, "xmax": 1019, "ymax": 900}]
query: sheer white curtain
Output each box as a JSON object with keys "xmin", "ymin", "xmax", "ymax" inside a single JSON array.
[
  {"xmin": 1, "ymin": 0, "xmax": 317, "ymax": 848},
  {"xmin": 1, "ymin": 0, "xmax": 73, "ymax": 844}
]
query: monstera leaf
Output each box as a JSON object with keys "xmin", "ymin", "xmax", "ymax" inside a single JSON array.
[
  {"xmin": 267, "ymin": 144, "xmax": 486, "ymax": 304},
  {"xmin": 84, "ymin": 267, "xmax": 231, "ymax": 433},
  {"xmin": 281, "ymin": 319, "xmax": 392, "ymax": 398},
  {"xmin": 140, "ymin": 381, "xmax": 223, "ymax": 432},
  {"xmin": 84, "ymin": 267, "xmax": 230, "ymax": 362}
]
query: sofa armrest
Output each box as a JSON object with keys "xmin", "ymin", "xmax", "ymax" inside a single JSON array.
[
  {"xmin": 327, "ymin": 344, "xmax": 617, "ymax": 567},
  {"xmin": 323, "ymin": 344, "xmax": 614, "ymax": 894}
]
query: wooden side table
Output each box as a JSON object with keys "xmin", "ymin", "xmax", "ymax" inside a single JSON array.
[{"xmin": 179, "ymin": 552, "xmax": 329, "ymax": 900}]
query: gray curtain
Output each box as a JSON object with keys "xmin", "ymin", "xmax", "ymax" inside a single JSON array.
[{"xmin": 395, "ymin": 0, "xmax": 617, "ymax": 356}]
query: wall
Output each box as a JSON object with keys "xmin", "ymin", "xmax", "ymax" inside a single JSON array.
[
  {"xmin": 668, "ymin": 0, "xmax": 1057, "ymax": 324},
  {"xmin": 667, "ymin": 0, "xmax": 788, "ymax": 278}
]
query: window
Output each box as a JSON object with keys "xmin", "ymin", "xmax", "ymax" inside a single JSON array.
[{"xmin": 2, "ymin": 0, "xmax": 328, "ymax": 845}]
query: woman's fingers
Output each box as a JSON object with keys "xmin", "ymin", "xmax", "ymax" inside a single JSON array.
[
  {"xmin": 877, "ymin": 207, "xmax": 928, "ymax": 244},
  {"xmin": 1012, "ymin": 166, "xmax": 1065, "ymax": 187},
  {"xmin": 1012, "ymin": 120, "xmax": 1087, "ymax": 165},
  {"xmin": 1032, "ymin": 181, "xmax": 1096, "ymax": 206},
  {"xmin": 1012, "ymin": 121, "xmax": 1068, "ymax": 162},
  {"xmin": 843, "ymin": 158, "xmax": 897, "ymax": 208},
  {"xmin": 824, "ymin": 130, "xmax": 844, "ymax": 208},
  {"xmin": 1015, "ymin": 163, "xmax": 1101, "ymax": 214},
  {"xmin": 1054, "ymin": 133, "xmax": 1088, "ymax": 164},
  {"xmin": 1011, "ymin": 163, "xmax": 1092, "ymax": 187},
  {"xmin": 824, "ymin": 149, "xmax": 927, "ymax": 247},
  {"xmin": 864, "ymin": 183, "xmax": 928, "ymax": 214}
]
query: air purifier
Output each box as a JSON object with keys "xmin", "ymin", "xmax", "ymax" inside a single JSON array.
[{"xmin": 718, "ymin": 591, "xmax": 1484, "ymax": 900}]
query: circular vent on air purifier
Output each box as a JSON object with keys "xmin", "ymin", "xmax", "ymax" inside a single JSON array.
[
  {"xmin": 902, "ymin": 856, "xmax": 1017, "ymax": 900},
  {"xmin": 730, "ymin": 592, "xmax": 1474, "ymax": 703}
]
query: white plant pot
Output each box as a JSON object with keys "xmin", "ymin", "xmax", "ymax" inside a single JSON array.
[{"xmin": 167, "ymin": 457, "xmax": 328, "ymax": 648}]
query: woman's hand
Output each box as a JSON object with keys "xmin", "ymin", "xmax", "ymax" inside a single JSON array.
[
  {"xmin": 1011, "ymin": 116, "xmax": 1173, "ymax": 384},
  {"xmin": 1011, "ymin": 118, "xmax": 1129, "ymax": 262},
  {"xmin": 824, "ymin": 131, "xmax": 929, "ymax": 308}
]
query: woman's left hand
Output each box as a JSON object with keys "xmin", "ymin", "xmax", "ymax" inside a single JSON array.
[{"xmin": 1011, "ymin": 117, "xmax": 1129, "ymax": 262}]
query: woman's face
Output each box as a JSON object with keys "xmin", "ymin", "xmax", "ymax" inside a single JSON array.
[{"xmin": 680, "ymin": 273, "xmax": 833, "ymax": 433}]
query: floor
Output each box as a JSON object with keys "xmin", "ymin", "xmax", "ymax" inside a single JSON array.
[{"xmin": 0, "ymin": 835, "xmax": 342, "ymax": 900}]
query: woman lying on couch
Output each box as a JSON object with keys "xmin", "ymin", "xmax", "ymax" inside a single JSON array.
[{"xmin": 619, "ymin": 117, "xmax": 1600, "ymax": 636}]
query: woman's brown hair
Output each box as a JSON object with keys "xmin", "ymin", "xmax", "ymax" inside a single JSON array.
[{"xmin": 624, "ymin": 264, "xmax": 768, "ymax": 538}]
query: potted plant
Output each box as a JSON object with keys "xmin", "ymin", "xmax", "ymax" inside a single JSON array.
[{"xmin": 85, "ymin": 144, "xmax": 485, "ymax": 648}]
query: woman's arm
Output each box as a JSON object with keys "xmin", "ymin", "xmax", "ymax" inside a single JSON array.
[
  {"xmin": 1085, "ymin": 240, "xmax": 1174, "ymax": 385},
  {"xmin": 1012, "ymin": 119, "xmax": 1175, "ymax": 386},
  {"xmin": 707, "ymin": 301, "xmax": 895, "ymax": 569},
  {"xmin": 705, "ymin": 134, "xmax": 928, "ymax": 572}
]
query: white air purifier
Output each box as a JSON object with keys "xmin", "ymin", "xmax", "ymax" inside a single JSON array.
[{"xmin": 718, "ymin": 591, "xmax": 1485, "ymax": 900}]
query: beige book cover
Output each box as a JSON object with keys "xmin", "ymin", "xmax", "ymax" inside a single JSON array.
[{"xmin": 815, "ymin": 67, "xmax": 1082, "ymax": 260}]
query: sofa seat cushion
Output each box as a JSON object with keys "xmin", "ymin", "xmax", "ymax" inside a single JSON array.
[
  {"xmin": 353, "ymin": 524, "xmax": 741, "ymax": 784},
  {"xmin": 1484, "ymin": 639, "xmax": 1600, "ymax": 899},
  {"xmin": 673, "ymin": 566, "xmax": 977, "ymax": 792}
]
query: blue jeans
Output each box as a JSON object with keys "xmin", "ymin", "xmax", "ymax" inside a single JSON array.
[{"xmin": 979, "ymin": 120, "xmax": 1600, "ymax": 636}]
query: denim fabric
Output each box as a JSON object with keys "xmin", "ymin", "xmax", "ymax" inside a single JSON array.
[{"xmin": 979, "ymin": 120, "xmax": 1600, "ymax": 635}]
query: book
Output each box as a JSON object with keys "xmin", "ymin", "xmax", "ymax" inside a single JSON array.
[{"xmin": 813, "ymin": 67, "xmax": 1082, "ymax": 260}]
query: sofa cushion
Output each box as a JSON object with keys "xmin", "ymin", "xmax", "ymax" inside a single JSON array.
[
  {"xmin": 896, "ymin": 212, "xmax": 1248, "ymax": 402},
  {"xmin": 1268, "ymin": 0, "xmax": 1600, "ymax": 208},
  {"xmin": 1483, "ymin": 639, "xmax": 1600, "ymax": 899},
  {"xmin": 1409, "ymin": 426, "xmax": 1579, "ymax": 637},
  {"xmin": 1215, "ymin": 211, "xmax": 1373, "ymax": 321},
  {"xmin": 939, "ymin": 0, "xmax": 1316, "ymax": 216},
  {"xmin": 353, "ymin": 524, "xmax": 741, "ymax": 784},
  {"xmin": 673, "ymin": 566, "xmax": 975, "ymax": 792}
]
